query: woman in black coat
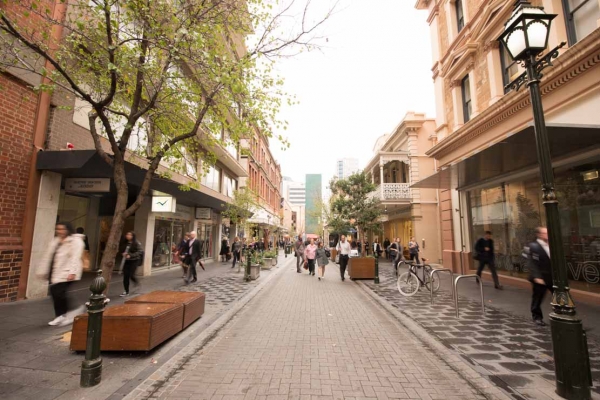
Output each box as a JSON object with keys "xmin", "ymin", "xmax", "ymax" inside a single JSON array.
[{"xmin": 120, "ymin": 231, "xmax": 143, "ymax": 297}]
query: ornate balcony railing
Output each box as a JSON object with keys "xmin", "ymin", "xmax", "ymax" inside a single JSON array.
[{"xmin": 368, "ymin": 183, "xmax": 411, "ymax": 202}]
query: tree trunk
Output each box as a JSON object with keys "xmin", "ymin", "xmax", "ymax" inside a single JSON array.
[{"xmin": 358, "ymin": 226, "xmax": 365, "ymax": 257}]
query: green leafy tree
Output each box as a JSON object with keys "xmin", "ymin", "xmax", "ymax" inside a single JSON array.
[
  {"xmin": 330, "ymin": 172, "xmax": 381, "ymax": 256},
  {"xmin": 0, "ymin": 0, "xmax": 334, "ymax": 284}
]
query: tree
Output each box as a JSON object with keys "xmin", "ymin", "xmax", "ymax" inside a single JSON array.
[
  {"xmin": 330, "ymin": 172, "xmax": 381, "ymax": 257},
  {"xmin": 0, "ymin": 0, "xmax": 334, "ymax": 284}
]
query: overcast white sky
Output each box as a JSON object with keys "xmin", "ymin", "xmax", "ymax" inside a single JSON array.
[{"xmin": 269, "ymin": 0, "xmax": 436, "ymax": 188}]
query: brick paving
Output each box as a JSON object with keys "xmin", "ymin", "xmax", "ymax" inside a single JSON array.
[
  {"xmin": 127, "ymin": 263, "xmax": 487, "ymax": 400},
  {"xmin": 0, "ymin": 259, "xmax": 281, "ymax": 400},
  {"xmin": 362, "ymin": 262, "xmax": 600, "ymax": 400}
]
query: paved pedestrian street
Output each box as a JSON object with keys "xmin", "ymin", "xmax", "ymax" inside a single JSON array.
[
  {"xmin": 128, "ymin": 265, "xmax": 487, "ymax": 400},
  {"xmin": 362, "ymin": 262, "xmax": 600, "ymax": 400}
]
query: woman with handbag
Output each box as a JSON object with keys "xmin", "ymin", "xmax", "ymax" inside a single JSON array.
[
  {"xmin": 316, "ymin": 241, "xmax": 329, "ymax": 280},
  {"xmin": 120, "ymin": 231, "xmax": 143, "ymax": 297},
  {"xmin": 304, "ymin": 238, "xmax": 318, "ymax": 276}
]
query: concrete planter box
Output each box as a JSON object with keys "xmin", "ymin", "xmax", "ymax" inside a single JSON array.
[
  {"xmin": 250, "ymin": 264, "xmax": 261, "ymax": 280},
  {"xmin": 348, "ymin": 257, "xmax": 375, "ymax": 280},
  {"xmin": 261, "ymin": 259, "xmax": 274, "ymax": 270}
]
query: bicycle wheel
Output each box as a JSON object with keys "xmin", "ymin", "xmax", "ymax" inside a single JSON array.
[
  {"xmin": 398, "ymin": 272, "xmax": 420, "ymax": 296},
  {"xmin": 424, "ymin": 270, "xmax": 441, "ymax": 293}
]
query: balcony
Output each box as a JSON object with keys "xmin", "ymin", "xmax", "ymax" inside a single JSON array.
[{"xmin": 369, "ymin": 183, "xmax": 411, "ymax": 202}]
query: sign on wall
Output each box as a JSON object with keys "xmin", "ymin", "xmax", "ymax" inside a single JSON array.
[
  {"xmin": 195, "ymin": 207, "xmax": 212, "ymax": 220},
  {"xmin": 65, "ymin": 178, "xmax": 110, "ymax": 192},
  {"xmin": 152, "ymin": 196, "xmax": 176, "ymax": 212}
]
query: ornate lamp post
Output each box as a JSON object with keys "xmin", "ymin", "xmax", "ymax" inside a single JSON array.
[{"xmin": 498, "ymin": 1, "xmax": 591, "ymax": 398}]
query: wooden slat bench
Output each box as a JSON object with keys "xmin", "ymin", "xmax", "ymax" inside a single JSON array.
[
  {"xmin": 70, "ymin": 303, "xmax": 184, "ymax": 352},
  {"xmin": 125, "ymin": 291, "xmax": 205, "ymax": 329}
]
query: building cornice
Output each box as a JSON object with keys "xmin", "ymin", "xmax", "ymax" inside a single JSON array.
[{"xmin": 427, "ymin": 30, "xmax": 600, "ymax": 160}]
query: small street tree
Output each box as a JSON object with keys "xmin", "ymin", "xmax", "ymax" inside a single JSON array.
[
  {"xmin": 0, "ymin": 0, "xmax": 334, "ymax": 284},
  {"xmin": 330, "ymin": 172, "xmax": 381, "ymax": 257}
]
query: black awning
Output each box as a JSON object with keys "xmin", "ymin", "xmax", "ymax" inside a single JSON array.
[
  {"xmin": 36, "ymin": 150, "xmax": 227, "ymax": 211},
  {"xmin": 412, "ymin": 124, "xmax": 600, "ymax": 190}
]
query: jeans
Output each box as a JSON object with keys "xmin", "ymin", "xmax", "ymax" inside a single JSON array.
[
  {"xmin": 232, "ymin": 251, "xmax": 241, "ymax": 268},
  {"xmin": 123, "ymin": 261, "xmax": 139, "ymax": 293},
  {"xmin": 307, "ymin": 258, "xmax": 315, "ymax": 274},
  {"xmin": 339, "ymin": 255, "xmax": 349, "ymax": 280},
  {"xmin": 477, "ymin": 259, "xmax": 500, "ymax": 287},
  {"xmin": 531, "ymin": 281, "xmax": 553, "ymax": 320},
  {"xmin": 50, "ymin": 281, "xmax": 72, "ymax": 317}
]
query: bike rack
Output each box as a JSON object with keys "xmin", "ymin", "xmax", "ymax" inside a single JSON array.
[
  {"xmin": 453, "ymin": 274, "xmax": 485, "ymax": 318},
  {"xmin": 429, "ymin": 268, "xmax": 454, "ymax": 305}
]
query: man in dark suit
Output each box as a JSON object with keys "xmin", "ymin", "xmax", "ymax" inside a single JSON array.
[
  {"xmin": 474, "ymin": 231, "xmax": 503, "ymax": 289},
  {"xmin": 527, "ymin": 227, "xmax": 554, "ymax": 326},
  {"xmin": 186, "ymin": 231, "xmax": 202, "ymax": 283}
]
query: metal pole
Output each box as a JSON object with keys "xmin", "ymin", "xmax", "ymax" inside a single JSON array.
[
  {"xmin": 80, "ymin": 270, "xmax": 107, "ymax": 387},
  {"xmin": 245, "ymin": 248, "xmax": 252, "ymax": 282},
  {"xmin": 374, "ymin": 252, "xmax": 380, "ymax": 284},
  {"xmin": 525, "ymin": 55, "xmax": 591, "ymax": 399}
]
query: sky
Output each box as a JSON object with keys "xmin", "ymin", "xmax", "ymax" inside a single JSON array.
[{"xmin": 268, "ymin": 0, "xmax": 436, "ymax": 188}]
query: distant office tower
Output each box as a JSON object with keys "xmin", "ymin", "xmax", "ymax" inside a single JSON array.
[
  {"xmin": 305, "ymin": 174, "xmax": 322, "ymax": 235},
  {"xmin": 282, "ymin": 177, "xmax": 306, "ymax": 206},
  {"xmin": 336, "ymin": 158, "xmax": 360, "ymax": 179}
]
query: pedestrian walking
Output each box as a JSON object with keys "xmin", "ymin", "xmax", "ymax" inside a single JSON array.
[
  {"xmin": 231, "ymin": 236, "xmax": 242, "ymax": 269},
  {"xmin": 408, "ymin": 237, "xmax": 420, "ymax": 262},
  {"xmin": 316, "ymin": 241, "xmax": 329, "ymax": 280},
  {"xmin": 120, "ymin": 231, "xmax": 143, "ymax": 297},
  {"xmin": 304, "ymin": 238, "xmax": 317, "ymax": 276},
  {"xmin": 176, "ymin": 232, "xmax": 190, "ymax": 278},
  {"xmin": 474, "ymin": 231, "xmax": 503, "ymax": 289},
  {"xmin": 383, "ymin": 238, "xmax": 391, "ymax": 260},
  {"xmin": 38, "ymin": 222, "xmax": 85, "ymax": 326},
  {"xmin": 295, "ymin": 235, "xmax": 305, "ymax": 273},
  {"xmin": 526, "ymin": 227, "xmax": 553, "ymax": 326},
  {"xmin": 219, "ymin": 237, "xmax": 230, "ymax": 262},
  {"xmin": 336, "ymin": 235, "xmax": 351, "ymax": 281},
  {"xmin": 373, "ymin": 239, "xmax": 382, "ymax": 257},
  {"xmin": 185, "ymin": 231, "xmax": 203, "ymax": 283}
]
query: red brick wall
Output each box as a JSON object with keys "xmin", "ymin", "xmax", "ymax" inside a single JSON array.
[{"xmin": 0, "ymin": 72, "xmax": 38, "ymax": 302}]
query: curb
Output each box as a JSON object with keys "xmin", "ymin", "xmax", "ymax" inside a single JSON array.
[
  {"xmin": 112, "ymin": 255, "xmax": 292, "ymax": 400},
  {"xmin": 356, "ymin": 280, "xmax": 513, "ymax": 400}
]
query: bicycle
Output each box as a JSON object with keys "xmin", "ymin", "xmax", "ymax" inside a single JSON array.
[{"xmin": 397, "ymin": 258, "xmax": 441, "ymax": 297}]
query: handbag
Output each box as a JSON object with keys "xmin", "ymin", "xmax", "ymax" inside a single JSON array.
[{"xmin": 303, "ymin": 260, "xmax": 308, "ymax": 270}]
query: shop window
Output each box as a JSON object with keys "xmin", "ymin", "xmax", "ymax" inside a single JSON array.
[
  {"xmin": 500, "ymin": 44, "xmax": 520, "ymax": 93},
  {"xmin": 461, "ymin": 74, "xmax": 472, "ymax": 123},
  {"xmin": 562, "ymin": 0, "xmax": 600, "ymax": 45},
  {"xmin": 456, "ymin": 0, "xmax": 465, "ymax": 33}
]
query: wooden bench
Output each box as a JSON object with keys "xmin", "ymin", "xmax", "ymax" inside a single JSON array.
[
  {"xmin": 126, "ymin": 291, "xmax": 205, "ymax": 329},
  {"xmin": 70, "ymin": 303, "xmax": 184, "ymax": 351}
]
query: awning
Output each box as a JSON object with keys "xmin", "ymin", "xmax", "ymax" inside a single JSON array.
[
  {"xmin": 36, "ymin": 150, "xmax": 228, "ymax": 211},
  {"xmin": 412, "ymin": 123, "xmax": 600, "ymax": 189}
]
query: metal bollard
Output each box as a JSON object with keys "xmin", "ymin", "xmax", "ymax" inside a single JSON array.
[
  {"xmin": 80, "ymin": 270, "xmax": 108, "ymax": 387},
  {"xmin": 374, "ymin": 252, "xmax": 380, "ymax": 284},
  {"xmin": 245, "ymin": 249, "xmax": 252, "ymax": 282}
]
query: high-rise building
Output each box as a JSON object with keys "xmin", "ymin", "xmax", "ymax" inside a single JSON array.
[
  {"xmin": 336, "ymin": 158, "xmax": 360, "ymax": 180},
  {"xmin": 282, "ymin": 177, "xmax": 306, "ymax": 235},
  {"xmin": 305, "ymin": 174, "xmax": 322, "ymax": 235}
]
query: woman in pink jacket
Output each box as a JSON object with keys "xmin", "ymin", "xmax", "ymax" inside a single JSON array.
[{"xmin": 304, "ymin": 238, "xmax": 318, "ymax": 276}]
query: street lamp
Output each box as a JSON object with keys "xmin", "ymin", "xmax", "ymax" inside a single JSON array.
[{"xmin": 498, "ymin": 1, "xmax": 592, "ymax": 398}]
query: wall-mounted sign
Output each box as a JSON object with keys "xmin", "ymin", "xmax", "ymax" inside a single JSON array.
[
  {"xmin": 195, "ymin": 207, "xmax": 212, "ymax": 220},
  {"xmin": 152, "ymin": 196, "xmax": 176, "ymax": 212},
  {"xmin": 65, "ymin": 178, "xmax": 110, "ymax": 193}
]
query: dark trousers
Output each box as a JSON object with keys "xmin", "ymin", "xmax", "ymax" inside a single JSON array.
[
  {"xmin": 123, "ymin": 261, "xmax": 139, "ymax": 293},
  {"xmin": 477, "ymin": 259, "xmax": 500, "ymax": 287},
  {"xmin": 186, "ymin": 257, "xmax": 197, "ymax": 280},
  {"xmin": 307, "ymin": 258, "xmax": 315, "ymax": 274},
  {"xmin": 50, "ymin": 281, "xmax": 72, "ymax": 317},
  {"xmin": 409, "ymin": 253, "xmax": 419, "ymax": 262},
  {"xmin": 339, "ymin": 255, "xmax": 349, "ymax": 280},
  {"xmin": 232, "ymin": 251, "xmax": 241, "ymax": 268},
  {"xmin": 531, "ymin": 281, "xmax": 553, "ymax": 320},
  {"xmin": 296, "ymin": 254, "xmax": 304, "ymax": 272}
]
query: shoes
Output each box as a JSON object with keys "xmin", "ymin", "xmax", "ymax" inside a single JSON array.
[
  {"xmin": 318, "ymin": 277, "xmax": 321, "ymax": 281},
  {"xmin": 58, "ymin": 316, "xmax": 74, "ymax": 327},
  {"xmin": 297, "ymin": 271, "xmax": 301, "ymax": 273},
  {"xmin": 191, "ymin": 278, "xmax": 197, "ymax": 283},
  {"xmin": 533, "ymin": 319, "xmax": 547, "ymax": 326},
  {"xmin": 495, "ymin": 285, "xmax": 503, "ymax": 290},
  {"xmin": 120, "ymin": 292, "xmax": 129, "ymax": 297},
  {"xmin": 342, "ymin": 278, "xmax": 345, "ymax": 282},
  {"xmin": 48, "ymin": 315, "xmax": 66, "ymax": 326}
]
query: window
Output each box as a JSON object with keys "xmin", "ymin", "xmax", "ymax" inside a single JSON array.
[
  {"xmin": 500, "ymin": 44, "xmax": 520, "ymax": 93},
  {"xmin": 461, "ymin": 74, "xmax": 472, "ymax": 123},
  {"xmin": 223, "ymin": 173, "xmax": 237, "ymax": 197},
  {"xmin": 456, "ymin": 0, "xmax": 465, "ymax": 33},
  {"xmin": 562, "ymin": 0, "xmax": 600, "ymax": 45},
  {"xmin": 201, "ymin": 165, "xmax": 221, "ymax": 192}
]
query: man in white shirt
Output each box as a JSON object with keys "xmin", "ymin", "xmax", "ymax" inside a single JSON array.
[{"xmin": 336, "ymin": 235, "xmax": 351, "ymax": 281}]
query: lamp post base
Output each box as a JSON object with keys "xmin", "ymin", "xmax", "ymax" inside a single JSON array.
[
  {"xmin": 550, "ymin": 313, "xmax": 592, "ymax": 399},
  {"xmin": 80, "ymin": 357, "xmax": 102, "ymax": 387}
]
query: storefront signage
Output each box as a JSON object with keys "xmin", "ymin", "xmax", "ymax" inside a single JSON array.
[
  {"xmin": 195, "ymin": 207, "xmax": 211, "ymax": 220},
  {"xmin": 152, "ymin": 196, "xmax": 176, "ymax": 212},
  {"xmin": 65, "ymin": 178, "xmax": 110, "ymax": 192}
]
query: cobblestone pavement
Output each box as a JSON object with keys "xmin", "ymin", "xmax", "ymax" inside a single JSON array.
[
  {"xmin": 127, "ymin": 263, "xmax": 490, "ymax": 400},
  {"xmin": 362, "ymin": 262, "xmax": 600, "ymax": 400},
  {"xmin": 0, "ymin": 258, "xmax": 282, "ymax": 400}
]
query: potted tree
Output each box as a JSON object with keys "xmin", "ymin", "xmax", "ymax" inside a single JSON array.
[
  {"xmin": 330, "ymin": 172, "xmax": 381, "ymax": 280},
  {"xmin": 248, "ymin": 250, "xmax": 262, "ymax": 280}
]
